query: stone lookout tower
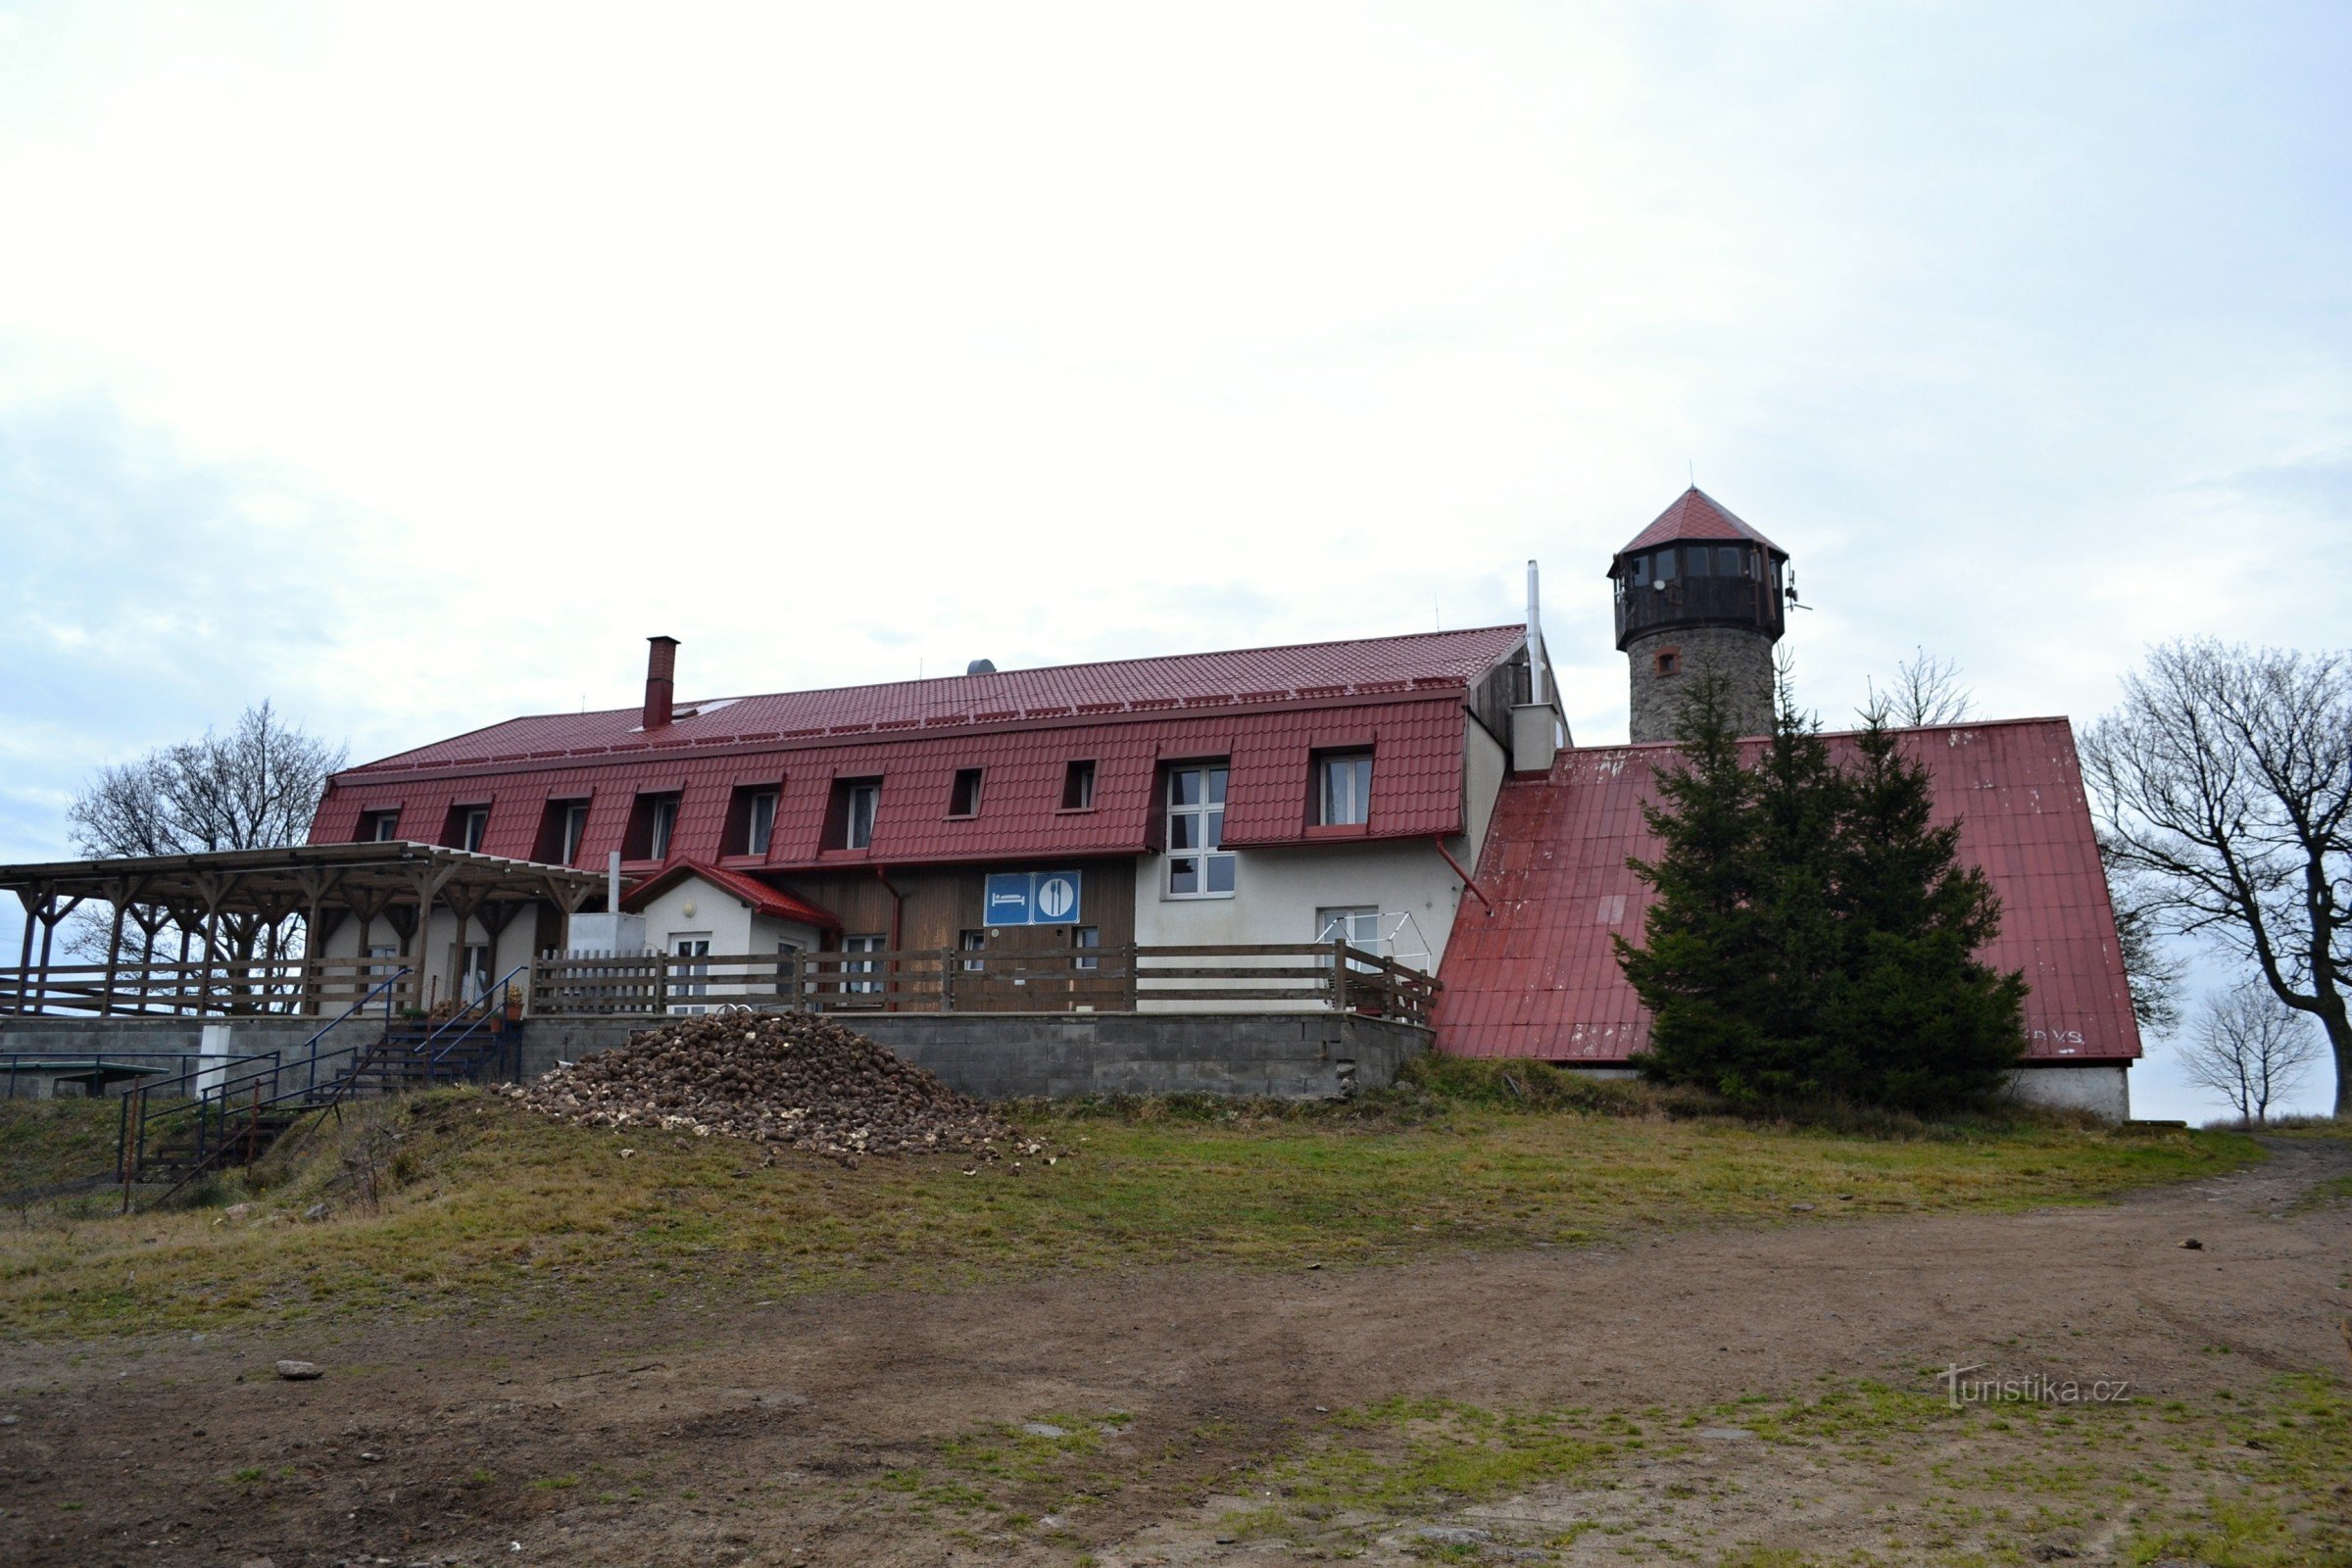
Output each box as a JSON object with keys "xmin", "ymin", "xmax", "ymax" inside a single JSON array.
[{"xmin": 1610, "ymin": 488, "xmax": 1790, "ymax": 743}]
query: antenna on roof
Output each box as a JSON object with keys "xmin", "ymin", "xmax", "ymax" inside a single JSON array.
[{"xmin": 1688, "ymin": 460, "xmax": 1695, "ymax": 487}]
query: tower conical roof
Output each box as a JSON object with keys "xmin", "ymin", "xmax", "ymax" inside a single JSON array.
[{"xmin": 1616, "ymin": 487, "xmax": 1784, "ymax": 556}]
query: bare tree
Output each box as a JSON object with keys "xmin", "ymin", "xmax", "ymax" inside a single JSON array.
[
  {"xmin": 1864, "ymin": 648, "xmax": 1975, "ymax": 728},
  {"xmin": 2101, "ymin": 838, "xmax": 2185, "ymax": 1036},
  {"xmin": 2180, "ymin": 983, "xmax": 2325, "ymax": 1126},
  {"xmin": 64, "ymin": 702, "xmax": 346, "ymax": 967},
  {"xmin": 2082, "ymin": 641, "xmax": 2350, "ymax": 1116}
]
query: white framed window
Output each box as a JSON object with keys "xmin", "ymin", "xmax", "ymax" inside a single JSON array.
[
  {"xmin": 949, "ymin": 768, "xmax": 983, "ymax": 817},
  {"xmin": 1315, "ymin": 906, "xmax": 1382, "ymax": 972},
  {"xmin": 362, "ymin": 810, "xmax": 400, "ymax": 842},
  {"xmin": 1316, "ymin": 753, "xmax": 1373, "ymax": 826},
  {"xmin": 1165, "ymin": 764, "xmax": 1234, "ymax": 898},
  {"xmin": 366, "ymin": 942, "xmax": 401, "ymax": 983},
  {"xmin": 958, "ymin": 929, "xmax": 987, "ymax": 972},
  {"xmin": 1061, "ymin": 760, "xmax": 1097, "ymax": 810},
  {"xmin": 833, "ymin": 781, "xmax": 880, "ymax": 850},
  {"xmin": 459, "ymin": 808, "xmax": 489, "ymax": 853},
  {"xmin": 559, "ymin": 802, "xmax": 591, "ymax": 864},
  {"xmin": 747, "ymin": 791, "xmax": 778, "ymax": 856},
  {"xmin": 1071, "ymin": 925, "xmax": 1100, "ymax": 972},
  {"xmin": 459, "ymin": 942, "xmax": 494, "ymax": 1002},
  {"xmin": 843, "ymin": 932, "xmax": 884, "ymax": 995},
  {"xmin": 648, "ymin": 797, "xmax": 679, "ymax": 860},
  {"xmin": 668, "ymin": 933, "xmax": 711, "ymax": 1013}
]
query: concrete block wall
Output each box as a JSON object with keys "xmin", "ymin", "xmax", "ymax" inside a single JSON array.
[{"xmin": 520, "ymin": 1011, "xmax": 1431, "ymax": 1102}]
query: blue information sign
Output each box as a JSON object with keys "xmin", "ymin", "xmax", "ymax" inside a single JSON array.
[{"xmin": 982, "ymin": 869, "xmax": 1084, "ymax": 926}]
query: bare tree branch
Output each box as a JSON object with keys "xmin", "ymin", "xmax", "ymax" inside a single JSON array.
[
  {"xmin": 1863, "ymin": 648, "xmax": 1975, "ymax": 729},
  {"xmin": 2082, "ymin": 640, "xmax": 2351, "ymax": 1115},
  {"xmin": 62, "ymin": 703, "xmax": 346, "ymax": 965},
  {"xmin": 2177, "ymin": 982, "xmax": 2325, "ymax": 1126}
]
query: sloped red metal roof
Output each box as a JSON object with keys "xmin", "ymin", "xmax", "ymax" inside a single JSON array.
[
  {"xmin": 311, "ymin": 697, "xmax": 1475, "ymax": 870},
  {"xmin": 1434, "ymin": 718, "xmax": 2142, "ymax": 1064},
  {"xmin": 344, "ymin": 625, "xmax": 1526, "ymax": 774},
  {"xmin": 1617, "ymin": 487, "xmax": 1785, "ymax": 557},
  {"xmin": 622, "ymin": 860, "xmax": 843, "ymax": 931}
]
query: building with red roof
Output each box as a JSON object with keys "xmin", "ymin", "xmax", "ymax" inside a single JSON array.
[
  {"xmin": 307, "ymin": 620, "xmax": 1564, "ymax": 1008},
  {"xmin": 1432, "ymin": 719, "xmax": 2142, "ymax": 1115}
]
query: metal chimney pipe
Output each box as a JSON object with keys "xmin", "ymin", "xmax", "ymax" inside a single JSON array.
[
  {"xmin": 644, "ymin": 636, "xmax": 678, "ymax": 730},
  {"xmin": 609, "ymin": 851, "xmax": 622, "ymax": 914},
  {"xmin": 1525, "ymin": 561, "xmax": 1546, "ymax": 708}
]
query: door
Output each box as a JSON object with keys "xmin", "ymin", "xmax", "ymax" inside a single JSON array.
[{"xmin": 669, "ymin": 934, "xmax": 711, "ymax": 1013}]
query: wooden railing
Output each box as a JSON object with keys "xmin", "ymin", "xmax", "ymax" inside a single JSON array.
[
  {"xmin": 530, "ymin": 942, "xmax": 1438, "ymax": 1027},
  {"xmin": 0, "ymin": 957, "xmax": 420, "ymax": 1019}
]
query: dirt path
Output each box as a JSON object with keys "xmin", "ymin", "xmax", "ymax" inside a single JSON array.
[{"xmin": 3, "ymin": 1138, "xmax": 2346, "ymax": 1566}]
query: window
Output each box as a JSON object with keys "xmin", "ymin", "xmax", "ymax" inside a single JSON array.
[
  {"xmin": 725, "ymin": 785, "xmax": 781, "ymax": 857},
  {"xmin": 441, "ymin": 806, "xmax": 490, "ymax": 854},
  {"xmin": 1316, "ymin": 752, "xmax": 1373, "ymax": 826},
  {"xmin": 560, "ymin": 802, "xmax": 590, "ymax": 863},
  {"xmin": 1316, "ymin": 907, "xmax": 1382, "ymax": 972},
  {"xmin": 536, "ymin": 799, "xmax": 592, "ymax": 863},
  {"xmin": 1629, "ymin": 554, "xmax": 1650, "ymax": 588},
  {"xmin": 359, "ymin": 809, "xmax": 401, "ymax": 843},
  {"xmin": 1653, "ymin": 648, "xmax": 1680, "ymax": 677},
  {"xmin": 1654, "ymin": 549, "xmax": 1677, "ymax": 583},
  {"xmin": 843, "ymin": 933, "xmax": 884, "ymax": 996},
  {"xmin": 365, "ymin": 943, "xmax": 401, "ymax": 983},
  {"xmin": 826, "ymin": 779, "xmax": 881, "ymax": 850},
  {"xmin": 1684, "ymin": 544, "xmax": 1712, "ymax": 577},
  {"xmin": 1165, "ymin": 764, "xmax": 1234, "ymax": 898},
  {"xmin": 1060, "ymin": 760, "xmax": 1097, "ymax": 811},
  {"xmin": 948, "ymin": 767, "xmax": 984, "ymax": 818},
  {"xmin": 1721, "ymin": 545, "xmax": 1747, "ymax": 578},
  {"xmin": 958, "ymin": 929, "xmax": 987, "ymax": 972},
  {"xmin": 1071, "ymin": 925, "xmax": 1100, "ymax": 972},
  {"xmin": 459, "ymin": 942, "xmax": 494, "ymax": 1003},
  {"xmin": 625, "ymin": 792, "xmax": 682, "ymax": 860}
]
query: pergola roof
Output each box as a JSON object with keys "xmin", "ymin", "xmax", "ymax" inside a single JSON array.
[{"xmin": 1, "ymin": 842, "xmax": 614, "ymax": 921}]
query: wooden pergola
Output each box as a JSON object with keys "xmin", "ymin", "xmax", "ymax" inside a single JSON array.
[{"xmin": 1, "ymin": 844, "xmax": 612, "ymax": 1017}]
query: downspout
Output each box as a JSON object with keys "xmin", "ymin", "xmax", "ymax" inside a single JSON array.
[{"xmin": 1433, "ymin": 836, "xmax": 1494, "ymax": 915}]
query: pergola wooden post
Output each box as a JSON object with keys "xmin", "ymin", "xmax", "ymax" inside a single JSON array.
[
  {"xmin": 96, "ymin": 875, "xmax": 143, "ymax": 1018},
  {"xmin": 8, "ymin": 884, "xmax": 37, "ymax": 1014}
]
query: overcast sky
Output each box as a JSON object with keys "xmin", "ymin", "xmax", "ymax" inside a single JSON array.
[{"xmin": 2, "ymin": 2, "xmax": 2345, "ymax": 1117}]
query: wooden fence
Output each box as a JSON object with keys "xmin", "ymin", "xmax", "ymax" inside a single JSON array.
[
  {"xmin": 0, "ymin": 956, "xmax": 419, "ymax": 1019},
  {"xmin": 529, "ymin": 942, "xmax": 1438, "ymax": 1027}
]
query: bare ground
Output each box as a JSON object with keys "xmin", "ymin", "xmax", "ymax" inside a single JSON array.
[{"xmin": 3, "ymin": 1136, "xmax": 2347, "ymax": 1567}]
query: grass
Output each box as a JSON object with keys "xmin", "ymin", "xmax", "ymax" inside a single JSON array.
[
  {"xmin": 0, "ymin": 1097, "xmax": 122, "ymax": 1196},
  {"xmin": 0, "ymin": 1075, "xmax": 2259, "ymax": 1340},
  {"xmin": 1156, "ymin": 1374, "xmax": 2352, "ymax": 1565}
]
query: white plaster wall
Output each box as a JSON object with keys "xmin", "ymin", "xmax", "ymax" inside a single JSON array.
[
  {"xmin": 1128, "ymin": 721, "xmax": 1511, "ymax": 1011},
  {"xmin": 2004, "ymin": 1064, "xmax": 2132, "ymax": 1122},
  {"xmin": 636, "ymin": 879, "xmax": 755, "ymax": 956}
]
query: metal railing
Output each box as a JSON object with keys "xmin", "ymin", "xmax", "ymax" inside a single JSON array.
[
  {"xmin": 115, "ymin": 968, "xmax": 412, "ymax": 1187},
  {"xmin": 530, "ymin": 942, "xmax": 1439, "ymax": 1026}
]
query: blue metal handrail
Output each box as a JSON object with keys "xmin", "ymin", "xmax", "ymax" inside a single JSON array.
[{"xmin": 121, "ymin": 968, "xmax": 412, "ymax": 1184}]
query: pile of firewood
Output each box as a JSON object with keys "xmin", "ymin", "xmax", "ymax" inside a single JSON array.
[{"xmin": 509, "ymin": 1009, "xmax": 1037, "ymax": 1164}]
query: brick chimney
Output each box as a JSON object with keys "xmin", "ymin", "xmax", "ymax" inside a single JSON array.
[{"xmin": 644, "ymin": 636, "xmax": 679, "ymax": 730}]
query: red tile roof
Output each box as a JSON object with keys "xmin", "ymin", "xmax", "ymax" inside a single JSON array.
[
  {"xmin": 345, "ymin": 625, "xmax": 1527, "ymax": 774},
  {"xmin": 1434, "ymin": 718, "xmax": 2142, "ymax": 1065},
  {"xmin": 621, "ymin": 860, "xmax": 842, "ymax": 931},
  {"xmin": 1617, "ymin": 487, "xmax": 1785, "ymax": 557},
  {"xmin": 311, "ymin": 628, "xmax": 1521, "ymax": 869}
]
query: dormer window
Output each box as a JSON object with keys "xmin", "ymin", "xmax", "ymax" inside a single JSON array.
[
  {"xmin": 725, "ymin": 784, "xmax": 781, "ymax": 857},
  {"xmin": 1060, "ymin": 760, "xmax": 1097, "ymax": 811},
  {"xmin": 948, "ymin": 768, "xmax": 983, "ymax": 818},
  {"xmin": 826, "ymin": 779, "xmax": 881, "ymax": 851},
  {"xmin": 358, "ymin": 809, "xmax": 401, "ymax": 843},
  {"xmin": 625, "ymin": 792, "xmax": 682, "ymax": 861},
  {"xmin": 1315, "ymin": 752, "xmax": 1373, "ymax": 826},
  {"xmin": 442, "ymin": 805, "xmax": 490, "ymax": 853}
]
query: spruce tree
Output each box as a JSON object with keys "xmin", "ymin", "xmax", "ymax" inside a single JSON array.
[{"xmin": 1616, "ymin": 678, "xmax": 2028, "ymax": 1113}]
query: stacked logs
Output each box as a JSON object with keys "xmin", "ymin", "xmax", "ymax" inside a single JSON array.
[{"xmin": 509, "ymin": 1009, "xmax": 1037, "ymax": 1164}]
